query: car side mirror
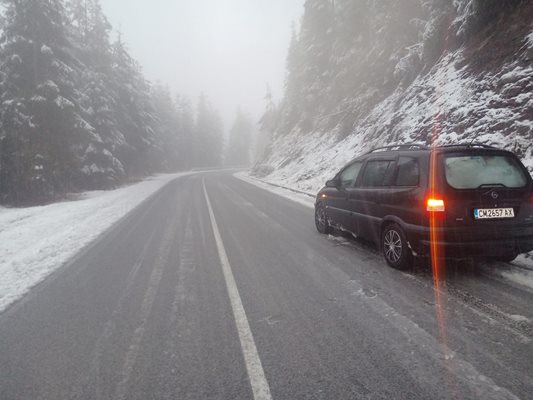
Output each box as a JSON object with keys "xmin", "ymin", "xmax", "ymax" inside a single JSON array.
[{"xmin": 326, "ymin": 179, "xmax": 339, "ymax": 188}]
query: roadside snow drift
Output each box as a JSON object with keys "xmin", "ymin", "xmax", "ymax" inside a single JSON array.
[{"xmin": 0, "ymin": 173, "xmax": 190, "ymax": 312}]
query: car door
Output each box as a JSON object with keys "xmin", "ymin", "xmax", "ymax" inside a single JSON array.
[
  {"xmin": 382, "ymin": 156, "xmax": 425, "ymax": 227},
  {"xmin": 348, "ymin": 158, "xmax": 396, "ymax": 242},
  {"xmin": 326, "ymin": 161, "xmax": 363, "ymax": 231}
]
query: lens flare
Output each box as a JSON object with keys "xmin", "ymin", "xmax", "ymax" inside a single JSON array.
[
  {"xmin": 428, "ymin": 20, "xmax": 460, "ymax": 392},
  {"xmin": 428, "ymin": 113, "xmax": 460, "ymax": 397}
]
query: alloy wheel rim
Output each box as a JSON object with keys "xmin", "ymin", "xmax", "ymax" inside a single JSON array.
[
  {"xmin": 384, "ymin": 230, "xmax": 402, "ymax": 263},
  {"xmin": 316, "ymin": 207, "xmax": 326, "ymax": 228}
]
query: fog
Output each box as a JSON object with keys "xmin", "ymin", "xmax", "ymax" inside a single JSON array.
[{"xmin": 100, "ymin": 0, "xmax": 304, "ymax": 130}]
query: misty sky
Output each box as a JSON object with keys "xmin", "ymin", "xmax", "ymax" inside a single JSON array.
[{"xmin": 100, "ymin": 0, "xmax": 304, "ymax": 130}]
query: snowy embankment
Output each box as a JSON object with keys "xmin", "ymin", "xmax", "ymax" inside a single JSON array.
[
  {"xmin": 0, "ymin": 172, "xmax": 191, "ymax": 313},
  {"xmin": 235, "ymin": 172, "xmax": 533, "ymax": 290},
  {"xmin": 236, "ymin": 171, "xmax": 315, "ymax": 209},
  {"xmin": 259, "ymin": 27, "xmax": 533, "ymax": 195}
]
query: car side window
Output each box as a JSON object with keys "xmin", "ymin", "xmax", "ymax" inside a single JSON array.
[
  {"xmin": 394, "ymin": 157, "xmax": 420, "ymax": 186},
  {"xmin": 339, "ymin": 161, "xmax": 363, "ymax": 187},
  {"xmin": 361, "ymin": 160, "xmax": 393, "ymax": 187}
]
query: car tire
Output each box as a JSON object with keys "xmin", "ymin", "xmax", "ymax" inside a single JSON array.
[
  {"xmin": 493, "ymin": 252, "xmax": 518, "ymax": 263},
  {"xmin": 315, "ymin": 203, "xmax": 332, "ymax": 234},
  {"xmin": 382, "ymin": 224, "xmax": 412, "ymax": 270}
]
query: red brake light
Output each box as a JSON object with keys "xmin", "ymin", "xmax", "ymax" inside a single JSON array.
[{"xmin": 427, "ymin": 198, "xmax": 445, "ymax": 212}]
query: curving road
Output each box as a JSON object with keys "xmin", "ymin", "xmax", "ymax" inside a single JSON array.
[{"xmin": 0, "ymin": 172, "xmax": 532, "ymax": 400}]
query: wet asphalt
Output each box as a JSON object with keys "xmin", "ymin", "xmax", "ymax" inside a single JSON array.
[{"xmin": 0, "ymin": 172, "xmax": 532, "ymax": 400}]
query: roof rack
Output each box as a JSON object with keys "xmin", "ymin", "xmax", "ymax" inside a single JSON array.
[
  {"xmin": 435, "ymin": 142, "xmax": 500, "ymax": 150},
  {"xmin": 366, "ymin": 142, "xmax": 501, "ymax": 156},
  {"xmin": 368, "ymin": 143, "xmax": 428, "ymax": 154}
]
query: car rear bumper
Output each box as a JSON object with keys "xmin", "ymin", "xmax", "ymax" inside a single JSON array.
[
  {"xmin": 405, "ymin": 224, "xmax": 533, "ymax": 257},
  {"xmin": 416, "ymin": 237, "xmax": 533, "ymax": 258}
]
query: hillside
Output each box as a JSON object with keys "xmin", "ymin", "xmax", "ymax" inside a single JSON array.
[{"xmin": 255, "ymin": 0, "xmax": 533, "ymax": 193}]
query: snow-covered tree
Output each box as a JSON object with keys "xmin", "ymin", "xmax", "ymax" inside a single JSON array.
[
  {"xmin": 282, "ymin": 25, "xmax": 304, "ymax": 133},
  {"xmin": 0, "ymin": 0, "xmax": 90, "ymax": 203},
  {"xmin": 0, "ymin": 0, "xmax": 190, "ymax": 204},
  {"xmin": 266, "ymin": 0, "xmax": 427, "ymax": 143},
  {"xmin": 298, "ymin": 0, "xmax": 335, "ymax": 127},
  {"xmin": 175, "ymin": 95, "xmax": 195, "ymax": 170},
  {"xmin": 110, "ymin": 35, "xmax": 159, "ymax": 177},
  {"xmin": 151, "ymin": 84, "xmax": 181, "ymax": 171},
  {"xmin": 225, "ymin": 109, "xmax": 253, "ymax": 166},
  {"xmin": 193, "ymin": 94, "xmax": 223, "ymax": 168},
  {"xmin": 257, "ymin": 85, "xmax": 279, "ymax": 160},
  {"xmin": 67, "ymin": 0, "xmax": 125, "ymax": 189},
  {"xmin": 67, "ymin": 0, "xmax": 112, "ymax": 67}
]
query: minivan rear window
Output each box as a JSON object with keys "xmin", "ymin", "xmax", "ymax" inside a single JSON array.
[{"xmin": 444, "ymin": 155, "xmax": 528, "ymax": 189}]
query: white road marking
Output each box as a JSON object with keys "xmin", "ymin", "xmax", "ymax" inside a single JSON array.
[{"xmin": 203, "ymin": 179, "xmax": 273, "ymax": 400}]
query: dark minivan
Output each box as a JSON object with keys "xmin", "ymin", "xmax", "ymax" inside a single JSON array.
[{"xmin": 315, "ymin": 143, "xmax": 533, "ymax": 269}]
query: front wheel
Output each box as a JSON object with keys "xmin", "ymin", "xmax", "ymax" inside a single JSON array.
[
  {"xmin": 382, "ymin": 224, "xmax": 412, "ymax": 270},
  {"xmin": 315, "ymin": 203, "xmax": 332, "ymax": 234}
]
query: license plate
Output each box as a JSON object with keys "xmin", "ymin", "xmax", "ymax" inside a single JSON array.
[{"xmin": 474, "ymin": 208, "xmax": 515, "ymax": 219}]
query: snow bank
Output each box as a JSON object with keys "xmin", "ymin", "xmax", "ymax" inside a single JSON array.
[
  {"xmin": 234, "ymin": 171, "xmax": 315, "ymax": 209},
  {"xmin": 499, "ymin": 269, "xmax": 533, "ymax": 291},
  {"xmin": 0, "ymin": 172, "xmax": 191, "ymax": 312}
]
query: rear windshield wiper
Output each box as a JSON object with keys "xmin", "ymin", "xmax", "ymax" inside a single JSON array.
[{"xmin": 478, "ymin": 183, "xmax": 507, "ymax": 188}]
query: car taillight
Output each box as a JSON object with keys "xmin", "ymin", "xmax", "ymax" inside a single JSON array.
[{"xmin": 427, "ymin": 198, "xmax": 445, "ymax": 212}]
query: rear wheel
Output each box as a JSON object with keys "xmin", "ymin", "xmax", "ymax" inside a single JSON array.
[
  {"xmin": 315, "ymin": 203, "xmax": 332, "ymax": 234},
  {"xmin": 382, "ymin": 224, "xmax": 412, "ymax": 270}
]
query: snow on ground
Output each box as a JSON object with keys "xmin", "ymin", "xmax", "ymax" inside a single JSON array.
[
  {"xmin": 0, "ymin": 172, "xmax": 192, "ymax": 313},
  {"xmin": 498, "ymin": 269, "xmax": 533, "ymax": 292},
  {"xmin": 235, "ymin": 171, "xmax": 315, "ymax": 209}
]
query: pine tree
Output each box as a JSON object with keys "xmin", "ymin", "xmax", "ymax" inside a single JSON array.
[
  {"xmin": 111, "ymin": 35, "xmax": 159, "ymax": 177},
  {"xmin": 151, "ymin": 84, "xmax": 181, "ymax": 171},
  {"xmin": 282, "ymin": 25, "xmax": 304, "ymax": 132},
  {"xmin": 67, "ymin": 0, "xmax": 112, "ymax": 67},
  {"xmin": 330, "ymin": 0, "xmax": 370, "ymax": 102},
  {"xmin": 298, "ymin": 0, "xmax": 335, "ymax": 126},
  {"xmin": 0, "ymin": 0, "xmax": 91, "ymax": 203},
  {"xmin": 193, "ymin": 94, "xmax": 223, "ymax": 168},
  {"xmin": 176, "ymin": 95, "xmax": 195, "ymax": 170},
  {"xmin": 258, "ymin": 85, "xmax": 279, "ymax": 160},
  {"xmin": 225, "ymin": 109, "xmax": 253, "ymax": 166},
  {"xmin": 266, "ymin": 0, "xmax": 428, "ymax": 144},
  {"xmin": 67, "ymin": 0, "xmax": 126, "ymax": 189},
  {"xmin": 0, "ymin": 0, "xmax": 195, "ymax": 204}
]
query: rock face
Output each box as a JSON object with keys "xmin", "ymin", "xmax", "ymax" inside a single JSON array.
[{"xmin": 258, "ymin": 0, "xmax": 533, "ymax": 193}]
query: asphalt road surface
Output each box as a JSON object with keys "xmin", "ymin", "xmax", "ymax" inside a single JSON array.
[{"xmin": 1, "ymin": 172, "xmax": 532, "ymax": 400}]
